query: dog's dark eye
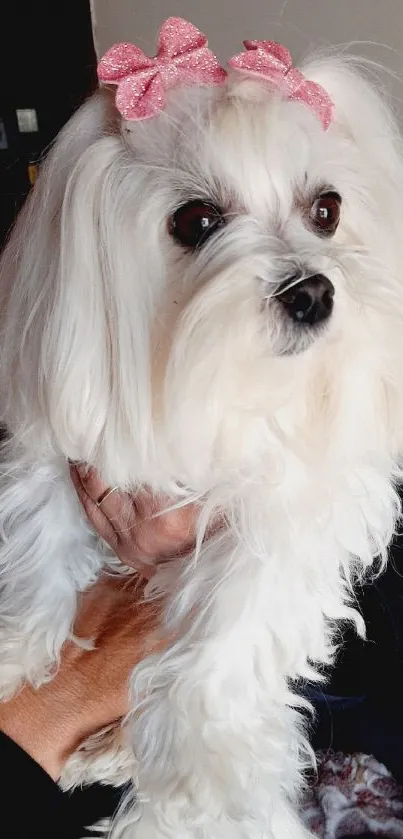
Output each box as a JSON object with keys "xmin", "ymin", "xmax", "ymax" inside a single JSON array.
[
  {"xmin": 170, "ymin": 200, "xmax": 224, "ymax": 249},
  {"xmin": 310, "ymin": 191, "xmax": 341, "ymax": 235}
]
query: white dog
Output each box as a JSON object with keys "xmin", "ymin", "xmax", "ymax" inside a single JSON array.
[{"xmin": 1, "ymin": 16, "xmax": 403, "ymax": 839}]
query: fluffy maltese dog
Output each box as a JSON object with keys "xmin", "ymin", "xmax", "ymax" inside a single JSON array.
[{"xmin": 1, "ymin": 16, "xmax": 403, "ymax": 839}]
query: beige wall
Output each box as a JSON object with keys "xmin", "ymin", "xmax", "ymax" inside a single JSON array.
[{"xmin": 91, "ymin": 0, "xmax": 403, "ymax": 92}]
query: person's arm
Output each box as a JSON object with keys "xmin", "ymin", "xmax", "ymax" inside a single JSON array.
[
  {"xmin": 0, "ymin": 576, "xmax": 160, "ymax": 838},
  {"xmin": 0, "ymin": 576, "xmax": 160, "ymax": 781},
  {"xmin": 0, "ymin": 471, "xmax": 199, "ymax": 839}
]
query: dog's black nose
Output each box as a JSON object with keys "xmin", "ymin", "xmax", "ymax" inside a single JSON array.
[{"xmin": 278, "ymin": 274, "xmax": 334, "ymax": 326}]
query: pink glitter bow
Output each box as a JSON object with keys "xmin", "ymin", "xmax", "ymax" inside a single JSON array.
[
  {"xmin": 228, "ymin": 40, "xmax": 333, "ymax": 129},
  {"xmin": 97, "ymin": 17, "xmax": 226, "ymax": 121}
]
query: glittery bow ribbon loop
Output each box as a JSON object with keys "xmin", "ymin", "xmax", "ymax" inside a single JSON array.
[
  {"xmin": 97, "ymin": 17, "xmax": 227, "ymax": 121},
  {"xmin": 228, "ymin": 40, "xmax": 333, "ymax": 130}
]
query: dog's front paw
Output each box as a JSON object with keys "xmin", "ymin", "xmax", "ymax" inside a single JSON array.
[{"xmin": 60, "ymin": 722, "xmax": 136, "ymax": 790}]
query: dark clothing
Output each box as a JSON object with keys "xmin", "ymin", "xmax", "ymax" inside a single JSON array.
[
  {"xmin": 0, "ymin": 731, "xmax": 123, "ymax": 837},
  {"xmin": 309, "ymin": 530, "xmax": 403, "ymax": 784}
]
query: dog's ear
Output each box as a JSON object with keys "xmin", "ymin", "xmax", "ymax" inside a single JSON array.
[
  {"xmin": 0, "ymin": 90, "xmax": 155, "ymax": 483},
  {"xmin": 303, "ymin": 57, "xmax": 403, "ymax": 458},
  {"xmin": 302, "ymin": 56, "xmax": 403, "ymax": 204}
]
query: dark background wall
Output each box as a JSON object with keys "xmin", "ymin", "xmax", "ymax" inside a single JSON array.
[{"xmin": 0, "ymin": 0, "xmax": 97, "ymax": 247}]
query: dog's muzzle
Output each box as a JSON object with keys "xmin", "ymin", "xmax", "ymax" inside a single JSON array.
[{"xmin": 277, "ymin": 274, "xmax": 335, "ymax": 326}]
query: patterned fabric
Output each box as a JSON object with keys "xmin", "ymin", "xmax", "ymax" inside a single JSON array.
[{"xmin": 302, "ymin": 751, "xmax": 403, "ymax": 838}]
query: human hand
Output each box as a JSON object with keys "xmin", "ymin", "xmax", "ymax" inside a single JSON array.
[
  {"xmin": 0, "ymin": 575, "xmax": 163, "ymax": 781},
  {"xmin": 70, "ymin": 464, "xmax": 198, "ymax": 577}
]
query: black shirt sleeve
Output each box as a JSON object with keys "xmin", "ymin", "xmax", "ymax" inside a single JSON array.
[{"xmin": 0, "ymin": 732, "xmax": 92, "ymax": 838}]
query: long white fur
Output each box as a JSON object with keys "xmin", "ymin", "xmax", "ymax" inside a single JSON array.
[{"xmin": 1, "ymin": 54, "xmax": 403, "ymax": 839}]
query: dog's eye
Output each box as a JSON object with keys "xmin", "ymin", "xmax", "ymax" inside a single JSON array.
[
  {"xmin": 310, "ymin": 191, "xmax": 341, "ymax": 235},
  {"xmin": 170, "ymin": 200, "xmax": 224, "ymax": 249}
]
